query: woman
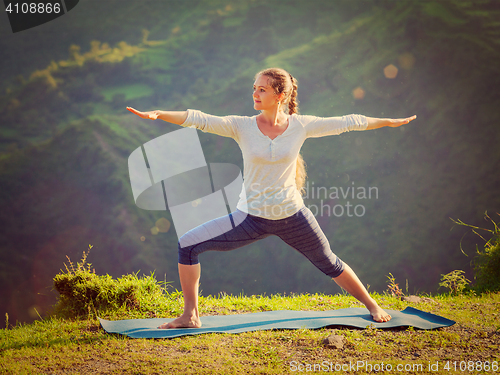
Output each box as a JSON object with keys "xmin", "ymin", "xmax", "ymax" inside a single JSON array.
[{"xmin": 127, "ymin": 67, "xmax": 416, "ymax": 329}]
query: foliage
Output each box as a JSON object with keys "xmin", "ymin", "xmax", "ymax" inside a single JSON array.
[
  {"xmin": 386, "ymin": 273, "xmax": 405, "ymax": 297},
  {"xmin": 451, "ymin": 213, "xmax": 500, "ymax": 293},
  {"xmin": 1, "ymin": 292, "xmax": 499, "ymax": 374},
  {"xmin": 472, "ymin": 215, "xmax": 500, "ymax": 293},
  {"xmin": 52, "ymin": 246, "xmax": 172, "ymax": 318},
  {"xmin": 438, "ymin": 270, "xmax": 471, "ymax": 295}
]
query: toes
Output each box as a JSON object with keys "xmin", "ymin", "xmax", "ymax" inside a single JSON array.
[
  {"xmin": 382, "ymin": 314, "xmax": 392, "ymax": 322},
  {"xmin": 371, "ymin": 312, "xmax": 392, "ymax": 323}
]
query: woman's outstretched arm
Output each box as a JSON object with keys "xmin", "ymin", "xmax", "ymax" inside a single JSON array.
[
  {"xmin": 126, "ymin": 107, "xmax": 188, "ymax": 125},
  {"xmin": 365, "ymin": 115, "xmax": 417, "ymax": 130},
  {"xmin": 127, "ymin": 107, "xmax": 239, "ymax": 139}
]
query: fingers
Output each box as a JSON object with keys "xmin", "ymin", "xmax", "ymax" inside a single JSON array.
[
  {"xmin": 126, "ymin": 107, "xmax": 158, "ymax": 120},
  {"xmin": 405, "ymin": 115, "xmax": 417, "ymax": 123},
  {"xmin": 389, "ymin": 115, "xmax": 417, "ymax": 127},
  {"xmin": 399, "ymin": 115, "xmax": 416, "ymax": 124},
  {"xmin": 126, "ymin": 107, "xmax": 142, "ymax": 116}
]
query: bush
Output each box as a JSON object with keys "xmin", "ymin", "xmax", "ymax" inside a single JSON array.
[
  {"xmin": 439, "ymin": 270, "xmax": 470, "ymax": 295},
  {"xmin": 473, "ymin": 231, "xmax": 500, "ymax": 293},
  {"xmin": 52, "ymin": 246, "xmax": 172, "ymax": 318},
  {"xmin": 452, "ymin": 213, "xmax": 500, "ymax": 293}
]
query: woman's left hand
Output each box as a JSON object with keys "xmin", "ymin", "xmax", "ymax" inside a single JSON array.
[
  {"xmin": 366, "ymin": 115, "xmax": 417, "ymax": 130},
  {"xmin": 127, "ymin": 107, "xmax": 159, "ymax": 120},
  {"xmin": 386, "ymin": 115, "xmax": 417, "ymax": 127}
]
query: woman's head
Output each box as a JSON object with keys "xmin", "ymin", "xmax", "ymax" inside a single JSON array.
[{"xmin": 254, "ymin": 68, "xmax": 299, "ymax": 115}]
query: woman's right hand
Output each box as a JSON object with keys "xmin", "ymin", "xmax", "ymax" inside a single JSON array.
[{"xmin": 127, "ymin": 107, "xmax": 159, "ymax": 120}]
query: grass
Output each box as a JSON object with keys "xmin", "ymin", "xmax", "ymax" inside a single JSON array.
[
  {"xmin": 2, "ymin": 249, "xmax": 498, "ymax": 374},
  {"xmin": 1, "ymin": 291, "xmax": 499, "ymax": 374}
]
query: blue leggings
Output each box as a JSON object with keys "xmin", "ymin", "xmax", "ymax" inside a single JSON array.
[{"xmin": 177, "ymin": 205, "xmax": 345, "ymax": 278}]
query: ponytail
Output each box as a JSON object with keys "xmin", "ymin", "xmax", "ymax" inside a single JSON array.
[
  {"xmin": 287, "ymin": 74, "xmax": 306, "ymax": 196},
  {"xmin": 288, "ymin": 74, "xmax": 299, "ymax": 115}
]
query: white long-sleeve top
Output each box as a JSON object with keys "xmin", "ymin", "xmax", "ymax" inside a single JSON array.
[{"xmin": 181, "ymin": 109, "xmax": 368, "ymax": 219}]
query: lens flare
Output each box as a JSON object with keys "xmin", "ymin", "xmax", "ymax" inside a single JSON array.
[
  {"xmin": 384, "ymin": 64, "xmax": 398, "ymax": 79},
  {"xmin": 155, "ymin": 217, "xmax": 171, "ymax": 233},
  {"xmin": 352, "ymin": 87, "xmax": 365, "ymax": 100}
]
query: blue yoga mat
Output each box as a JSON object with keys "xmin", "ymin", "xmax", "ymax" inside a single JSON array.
[{"xmin": 99, "ymin": 307, "xmax": 455, "ymax": 339}]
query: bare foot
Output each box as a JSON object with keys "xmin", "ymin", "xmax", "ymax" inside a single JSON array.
[
  {"xmin": 158, "ymin": 314, "xmax": 202, "ymax": 329},
  {"xmin": 368, "ymin": 305, "xmax": 392, "ymax": 323}
]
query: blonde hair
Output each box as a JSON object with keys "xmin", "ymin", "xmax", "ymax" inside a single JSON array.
[{"xmin": 255, "ymin": 68, "xmax": 307, "ymax": 195}]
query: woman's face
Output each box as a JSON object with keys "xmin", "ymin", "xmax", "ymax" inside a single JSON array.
[{"xmin": 253, "ymin": 75, "xmax": 281, "ymax": 111}]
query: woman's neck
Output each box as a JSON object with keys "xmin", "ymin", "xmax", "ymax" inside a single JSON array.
[{"xmin": 258, "ymin": 108, "xmax": 288, "ymax": 127}]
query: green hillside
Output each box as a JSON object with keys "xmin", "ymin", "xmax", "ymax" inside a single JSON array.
[{"xmin": 0, "ymin": 0, "xmax": 499, "ymax": 327}]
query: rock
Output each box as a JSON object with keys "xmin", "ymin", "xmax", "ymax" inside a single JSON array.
[
  {"xmin": 323, "ymin": 334, "xmax": 344, "ymax": 349},
  {"xmin": 421, "ymin": 297, "xmax": 437, "ymax": 304},
  {"xmin": 401, "ymin": 295, "xmax": 437, "ymax": 304},
  {"xmin": 401, "ymin": 295, "xmax": 421, "ymax": 303}
]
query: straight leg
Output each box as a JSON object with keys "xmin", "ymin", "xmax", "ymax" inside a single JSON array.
[{"xmin": 158, "ymin": 263, "xmax": 202, "ymax": 329}]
